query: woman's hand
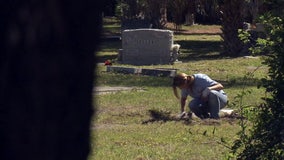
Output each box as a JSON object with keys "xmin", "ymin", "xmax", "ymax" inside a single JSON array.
[{"xmin": 177, "ymin": 111, "xmax": 187, "ymax": 119}]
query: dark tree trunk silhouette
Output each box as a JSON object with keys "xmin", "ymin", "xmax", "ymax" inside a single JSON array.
[
  {"xmin": 0, "ymin": 1, "xmax": 102, "ymax": 160},
  {"xmin": 220, "ymin": 0, "xmax": 245, "ymax": 57}
]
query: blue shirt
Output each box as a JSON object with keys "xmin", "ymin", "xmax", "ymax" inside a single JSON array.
[{"xmin": 181, "ymin": 73, "xmax": 224, "ymax": 98}]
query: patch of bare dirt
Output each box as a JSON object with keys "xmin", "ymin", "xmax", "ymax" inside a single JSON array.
[{"xmin": 142, "ymin": 109, "xmax": 241, "ymax": 125}]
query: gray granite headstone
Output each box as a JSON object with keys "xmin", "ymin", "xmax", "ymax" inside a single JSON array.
[{"xmin": 119, "ymin": 29, "xmax": 180, "ymax": 65}]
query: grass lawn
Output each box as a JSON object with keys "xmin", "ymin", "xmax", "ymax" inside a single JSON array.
[{"xmin": 89, "ymin": 18, "xmax": 268, "ymax": 160}]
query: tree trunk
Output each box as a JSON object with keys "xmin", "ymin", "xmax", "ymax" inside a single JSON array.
[
  {"xmin": 143, "ymin": 0, "xmax": 168, "ymax": 29},
  {"xmin": 160, "ymin": 3, "xmax": 168, "ymax": 27},
  {"xmin": 0, "ymin": 1, "xmax": 102, "ymax": 160},
  {"xmin": 220, "ymin": 0, "xmax": 245, "ymax": 57}
]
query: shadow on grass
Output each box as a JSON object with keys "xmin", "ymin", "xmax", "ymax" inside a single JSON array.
[
  {"xmin": 142, "ymin": 109, "xmax": 192, "ymax": 125},
  {"xmin": 96, "ymin": 39, "xmax": 121, "ymax": 62},
  {"xmin": 217, "ymin": 77, "xmax": 262, "ymax": 89},
  {"xmin": 99, "ymin": 39, "xmax": 121, "ymax": 50},
  {"xmin": 175, "ymin": 40, "xmax": 224, "ymax": 62},
  {"xmin": 95, "ymin": 55, "xmax": 118, "ymax": 63},
  {"xmin": 97, "ymin": 72, "xmax": 173, "ymax": 87}
]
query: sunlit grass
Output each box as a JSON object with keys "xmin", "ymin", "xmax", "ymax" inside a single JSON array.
[
  {"xmin": 175, "ymin": 34, "xmax": 222, "ymax": 41},
  {"xmin": 90, "ymin": 122, "xmax": 239, "ymax": 160}
]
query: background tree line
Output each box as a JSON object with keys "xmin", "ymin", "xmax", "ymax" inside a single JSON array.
[
  {"xmin": 103, "ymin": 0, "xmax": 268, "ymax": 57},
  {"xmin": 103, "ymin": 0, "xmax": 265, "ymax": 27},
  {"xmin": 230, "ymin": 0, "xmax": 284, "ymax": 159}
]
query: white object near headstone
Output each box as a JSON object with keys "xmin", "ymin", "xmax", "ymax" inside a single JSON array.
[{"xmin": 118, "ymin": 29, "xmax": 180, "ymax": 65}]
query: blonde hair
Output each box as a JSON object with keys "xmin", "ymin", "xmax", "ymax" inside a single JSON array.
[{"xmin": 172, "ymin": 73, "xmax": 188, "ymax": 99}]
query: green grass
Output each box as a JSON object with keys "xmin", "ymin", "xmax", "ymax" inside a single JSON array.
[
  {"xmin": 90, "ymin": 122, "xmax": 239, "ymax": 160},
  {"xmin": 90, "ymin": 17, "xmax": 268, "ymax": 160}
]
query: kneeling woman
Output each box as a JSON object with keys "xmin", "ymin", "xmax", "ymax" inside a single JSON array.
[{"xmin": 172, "ymin": 73, "xmax": 228, "ymax": 119}]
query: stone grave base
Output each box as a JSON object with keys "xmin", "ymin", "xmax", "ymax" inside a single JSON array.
[{"xmin": 106, "ymin": 66, "xmax": 177, "ymax": 77}]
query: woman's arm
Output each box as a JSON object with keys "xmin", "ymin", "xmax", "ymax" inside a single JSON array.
[
  {"xmin": 201, "ymin": 83, "xmax": 224, "ymax": 101},
  {"xmin": 177, "ymin": 97, "xmax": 187, "ymax": 118},
  {"xmin": 180, "ymin": 97, "xmax": 187, "ymax": 112},
  {"xmin": 208, "ymin": 83, "xmax": 224, "ymax": 91}
]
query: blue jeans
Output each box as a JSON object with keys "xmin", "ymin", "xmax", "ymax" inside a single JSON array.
[{"xmin": 189, "ymin": 90, "xmax": 227, "ymax": 119}]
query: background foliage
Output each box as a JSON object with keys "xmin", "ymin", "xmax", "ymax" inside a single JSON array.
[{"xmin": 231, "ymin": 1, "xmax": 284, "ymax": 159}]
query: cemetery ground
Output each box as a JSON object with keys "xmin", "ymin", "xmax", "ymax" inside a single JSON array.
[{"xmin": 89, "ymin": 18, "xmax": 268, "ymax": 160}]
